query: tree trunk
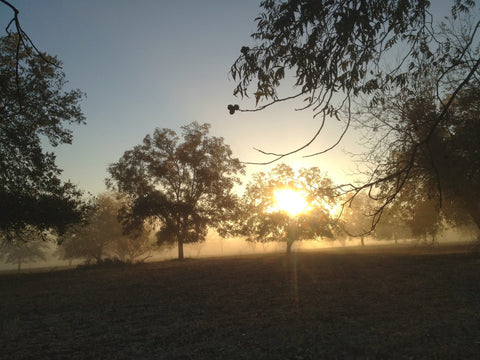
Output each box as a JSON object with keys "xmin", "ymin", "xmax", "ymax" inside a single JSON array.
[
  {"xmin": 178, "ymin": 238, "xmax": 184, "ymax": 260},
  {"xmin": 466, "ymin": 202, "xmax": 480, "ymax": 233},
  {"xmin": 465, "ymin": 202, "xmax": 480, "ymax": 249},
  {"xmin": 286, "ymin": 241, "xmax": 293, "ymax": 255},
  {"xmin": 17, "ymin": 259, "xmax": 21, "ymax": 273},
  {"xmin": 360, "ymin": 236, "xmax": 365, "ymax": 246}
]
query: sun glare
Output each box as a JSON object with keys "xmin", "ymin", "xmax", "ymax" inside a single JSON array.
[{"xmin": 274, "ymin": 188, "xmax": 308, "ymax": 216}]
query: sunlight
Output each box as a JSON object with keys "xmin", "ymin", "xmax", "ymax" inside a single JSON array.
[
  {"xmin": 321, "ymin": 200, "xmax": 342, "ymax": 218},
  {"xmin": 274, "ymin": 188, "xmax": 308, "ymax": 216}
]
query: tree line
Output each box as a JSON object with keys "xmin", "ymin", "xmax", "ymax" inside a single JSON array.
[
  {"xmin": 1, "ymin": 1, "xmax": 480, "ymax": 269},
  {"xmin": 3, "ymin": 156, "xmax": 475, "ymax": 270}
]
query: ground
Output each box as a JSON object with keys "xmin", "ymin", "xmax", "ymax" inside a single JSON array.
[{"xmin": 1, "ymin": 244, "xmax": 479, "ymax": 359}]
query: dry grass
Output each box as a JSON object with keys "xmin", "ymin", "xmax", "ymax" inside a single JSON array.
[{"xmin": 1, "ymin": 244, "xmax": 479, "ymax": 359}]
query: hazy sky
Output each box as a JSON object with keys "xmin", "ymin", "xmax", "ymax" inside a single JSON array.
[{"xmin": 1, "ymin": 1, "xmax": 455, "ymax": 194}]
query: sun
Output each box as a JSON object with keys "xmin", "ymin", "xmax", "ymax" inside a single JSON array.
[{"xmin": 274, "ymin": 188, "xmax": 308, "ymax": 216}]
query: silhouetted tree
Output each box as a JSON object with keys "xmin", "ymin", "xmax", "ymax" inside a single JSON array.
[
  {"xmin": 0, "ymin": 34, "xmax": 86, "ymax": 241},
  {"xmin": 229, "ymin": 1, "xmax": 479, "ymax": 231},
  {"xmin": 358, "ymin": 78, "xmax": 480, "ymax": 240},
  {"xmin": 235, "ymin": 164, "xmax": 339, "ymax": 254},
  {"xmin": 373, "ymin": 203, "xmax": 412, "ymax": 244},
  {"xmin": 408, "ymin": 199, "xmax": 443, "ymax": 244},
  {"xmin": 113, "ymin": 229, "xmax": 153, "ymax": 263},
  {"xmin": 107, "ymin": 122, "xmax": 245, "ymax": 260}
]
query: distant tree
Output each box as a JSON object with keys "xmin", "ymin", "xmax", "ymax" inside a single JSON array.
[
  {"xmin": 58, "ymin": 195, "xmax": 123, "ymax": 264},
  {"xmin": 235, "ymin": 164, "xmax": 339, "ymax": 254},
  {"xmin": 340, "ymin": 192, "xmax": 375, "ymax": 246},
  {"xmin": 373, "ymin": 203, "xmax": 412, "ymax": 244},
  {"xmin": 0, "ymin": 34, "xmax": 86, "ymax": 241},
  {"xmin": 407, "ymin": 199, "xmax": 443, "ymax": 244},
  {"xmin": 113, "ymin": 230, "xmax": 153, "ymax": 263},
  {"xmin": 107, "ymin": 122, "xmax": 245, "ymax": 260},
  {"xmin": 0, "ymin": 228, "xmax": 48, "ymax": 272}
]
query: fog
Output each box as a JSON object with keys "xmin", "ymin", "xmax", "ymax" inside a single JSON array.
[{"xmin": 1, "ymin": 226, "xmax": 476, "ymax": 273}]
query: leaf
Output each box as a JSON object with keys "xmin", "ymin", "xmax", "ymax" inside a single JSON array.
[{"xmin": 275, "ymin": 66, "xmax": 285, "ymax": 80}]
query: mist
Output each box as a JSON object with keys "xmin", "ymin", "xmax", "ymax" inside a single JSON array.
[{"xmin": 1, "ymin": 225, "xmax": 476, "ymax": 274}]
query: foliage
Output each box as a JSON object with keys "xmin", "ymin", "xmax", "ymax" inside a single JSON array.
[
  {"xmin": 358, "ymin": 79, "xmax": 480, "ymax": 235},
  {"xmin": 339, "ymin": 192, "xmax": 375, "ymax": 245},
  {"xmin": 407, "ymin": 198, "xmax": 444, "ymax": 243},
  {"xmin": 57, "ymin": 194, "xmax": 153, "ymax": 264},
  {"xmin": 58, "ymin": 195, "xmax": 122, "ymax": 263},
  {"xmin": 231, "ymin": 1, "xmax": 475, "ymax": 112},
  {"xmin": 113, "ymin": 228, "xmax": 153, "ymax": 263},
  {"xmin": 234, "ymin": 164, "xmax": 339, "ymax": 253},
  {"xmin": 0, "ymin": 34, "xmax": 86, "ymax": 239},
  {"xmin": 107, "ymin": 122, "xmax": 245, "ymax": 259},
  {"xmin": 437, "ymin": 83, "xmax": 480, "ymax": 229},
  {"xmin": 373, "ymin": 203, "xmax": 412, "ymax": 243},
  {"xmin": 75, "ymin": 257, "xmax": 134, "ymax": 269},
  {"xmin": 0, "ymin": 227, "xmax": 48, "ymax": 271},
  {"xmin": 230, "ymin": 0, "xmax": 480, "ymax": 233}
]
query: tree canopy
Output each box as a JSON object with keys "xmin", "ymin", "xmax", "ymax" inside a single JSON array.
[
  {"xmin": 0, "ymin": 34, "xmax": 86, "ymax": 241},
  {"xmin": 57, "ymin": 194, "xmax": 153, "ymax": 264},
  {"xmin": 231, "ymin": 1, "xmax": 477, "ymax": 117},
  {"xmin": 107, "ymin": 122, "xmax": 245, "ymax": 259},
  {"xmin": 355, "ymin": 75, "xmax": 480, "ymax": 231},
  {"xmin": 230, "ymin": 0, "xmax": 480, "ymax": 235},
  {"xmin": 0, "ymin": 227, "xmax": 48, "ymax": 272},
  {"xmin": 233, "ymin": 164, "xmax": 339, "ymax": 254}
]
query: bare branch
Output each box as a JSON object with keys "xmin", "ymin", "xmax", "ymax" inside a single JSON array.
[
  {"xmin": 242, "ymin": 113, "xmax": 327, "ymax": 165},
  {"xmin": 1, "ymin": 0, "xmax": 59, "ymax": 66},
  {"xmin": 304, "ymin": 96, "xmax": 352, "ymax": 158},
  {"xmin": 238, "ymin": 92, "xmax": 305, "ymax": 113}
]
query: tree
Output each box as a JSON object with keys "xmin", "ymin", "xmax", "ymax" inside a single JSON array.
[
  {"xmin": 113, "ymin": 228, "xmax": 154, "ymax": 263},
  {"xmin": 436, "ymin": 84, "xmax": 480, "ymax": 231},
  {"xmin": 235, "ymin": 164, "xmax": 339, "ymax": 254},
  {"xmin": 107, "ymin": 122, "xmax": 245, "ymax": 260},
  {"xmin": 57, "ymin": 194, "xmax": 154, "ymax": 264},
  {"xmin": 229, "ymin": 1, "xmax": 479, "ymax": 231},
  {"xmin": 339, "ymin": 192, "xmax": 375, "ymax": 246},
  {"xmin": 0, "ymin": 34, "xmax": 86, "ymax": 240},
  {"xmin": 231, "ymin": 0, "xmax": 477, "ymax": 144},
  {"xmin": 373, "ymin": 203, "xmax": 412, "ymax": 244},
  {"xmin": 407, "ymin": 198, "xmax": 443, "ymax": 244},
  {"xmin": 357, "ymin": 78, "xmax": 480, "ymax": 237},
  {"xmin": 0, "ymin": 228, "xmax": 48, "ymax": 272},
  {"xmin": 58, "ymin": 194, "xmax": 123, "ymax": 264}
]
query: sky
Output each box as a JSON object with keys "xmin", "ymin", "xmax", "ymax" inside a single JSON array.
[{"xmin": 1, "ymin": 0, "xmax": 455, "ymax": 195}]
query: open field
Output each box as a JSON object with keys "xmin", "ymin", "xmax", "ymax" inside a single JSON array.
[{"xmin": 1, "ymin": 244, "xmax": 479, "ymax": 359}]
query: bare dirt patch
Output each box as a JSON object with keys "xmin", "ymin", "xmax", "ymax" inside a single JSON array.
[{"xmin": 1, "ymin": 244, "xmax": 479, "ymax": 359}]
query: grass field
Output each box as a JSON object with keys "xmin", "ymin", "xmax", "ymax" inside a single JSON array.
[{"xmin": 1, "ymin": 244, "xmax": 479, "ymax": 359}]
